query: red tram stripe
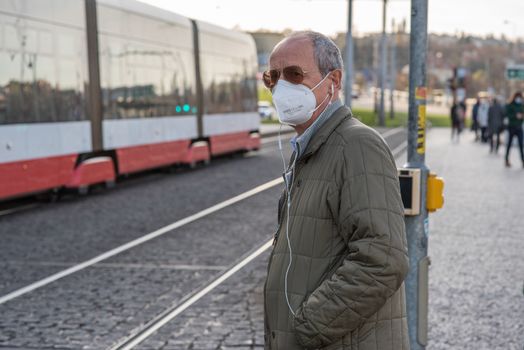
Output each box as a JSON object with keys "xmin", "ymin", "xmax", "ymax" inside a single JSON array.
[
  {"xmin": 0, "ymin": 155, "xmax": 77, "ymax": 200},
  {"xmin": 116, "ymin": 140, "xmax": 191, "ymax": 174}
]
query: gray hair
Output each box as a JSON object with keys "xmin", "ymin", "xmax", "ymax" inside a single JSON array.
[{"xmin": 288, "ymin": 31, "xmax": 343, "ymax": 77}]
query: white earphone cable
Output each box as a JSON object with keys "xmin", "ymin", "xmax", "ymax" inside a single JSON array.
[
  {"xmin": 277, "ymin": 124, "xmax": 298, "ymax": 316},
  {"xmin": 277, "ymin": 82, "xmax": 336, "ymax": 317},
  {"xmin": 284, "ymin": 155, "xmax": 297, "ymax": 316}
]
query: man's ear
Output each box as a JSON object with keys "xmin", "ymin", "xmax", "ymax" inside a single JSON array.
[{"xmin": 330, "ymin": 69, "xmax": 343, "ymax": 90}]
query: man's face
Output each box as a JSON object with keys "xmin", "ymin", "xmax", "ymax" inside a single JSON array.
[{"xmin": 269, "ymin": 36, "xmax": 332, "ymax": 124}]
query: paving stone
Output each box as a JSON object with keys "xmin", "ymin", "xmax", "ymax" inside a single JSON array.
[
  {"xmin": 6, "ymin": 129, "xmax": 504, "ymax": 350},
  {"xmin": 418, "ymin": 129, "xmax": 524, "ymax": 349},
  {"xmin": 137, "ymin": 129, "xmax": 523, "ymax": 350}
]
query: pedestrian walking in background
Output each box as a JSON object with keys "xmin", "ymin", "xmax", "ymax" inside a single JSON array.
[
  {"xmin": 451, "ymin": 99, "xmax": 466, "ymax": 142},
  {"xmin": 471, "ymin": 97, "xmax": 480, "ymax": 141},
  {"xmin": 504, "ymin": 91, "xmax": 524, "ymax": 168},
  {"xmin": 477, "ymin": 97, "xmax": 490, "ymax": 143},
  {"xmin": 487, "ymin": 97, "xmax": 505, "ymax": 153},
  {"xmin": 263, "ymin": 31, "xmax": 409, "ymax": 350}
]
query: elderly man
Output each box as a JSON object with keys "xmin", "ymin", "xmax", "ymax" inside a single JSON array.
[{"xmin": 263, "ymin": 31, "xmax": 410, "ymax": 349}]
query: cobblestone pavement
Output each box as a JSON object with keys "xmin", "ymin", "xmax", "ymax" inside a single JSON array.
[
  {"xmin": 0, "ymin": 150, "xmax": 285, "ymax": 296},
  {"xmin": 135, "ymin": 252, "xmax": 270, "ymax": 350},
  {"xmin": 0, "ymin": 128, "xmax": 407, "ymax": 349},
  {"xmin": 128, "ymin": 129, "xmax": 522, "ymax": 350},
  {"xmin": 425, "ymin": 129, "xmax": 524, "ymax": 350},
  {"xmin": 0, "ymin": 184, "xmax": 282, "ymax": 349}
]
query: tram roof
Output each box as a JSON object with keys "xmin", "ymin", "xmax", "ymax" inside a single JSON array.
[{"xmin": 97, "ymin": 0, "xmax": 192, "ymax": 29}]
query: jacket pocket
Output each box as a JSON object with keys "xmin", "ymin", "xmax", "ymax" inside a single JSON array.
[{"xmin": 317, "ymin": 253, "xmax": 346, "ymax": 286}]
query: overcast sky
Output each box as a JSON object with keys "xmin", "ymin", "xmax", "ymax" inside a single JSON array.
[{"xmin": 139, "ymin": 0, "xmax": 524, "ymax": 39}]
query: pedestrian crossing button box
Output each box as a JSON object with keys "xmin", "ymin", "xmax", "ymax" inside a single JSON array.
[{"xmin": 398, "ymin": 168, "xmax": 421, "ymax": 216}]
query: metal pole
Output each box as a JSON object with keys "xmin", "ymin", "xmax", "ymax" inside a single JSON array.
[
  {"xmin": 373, "ymin": 37, "xmax": 379, "ymax": 115},
  {"xmin": 405, "ymin": 0, "xmax": 429, "ymax": 348},
  {"xmin": 389, "ymin": 19, "xmax": 396, "ymax": 119},
  {"xmin": 191, "ymin": 20, "xmax": 204, "ymax": 138},
  {"xmin": 378, "ymin": 0, "xmax": 387, "ymax": 126},
  {"xmin": 85, "ymin": 0, "xmax": 103, "ymax": 151},
  {"xmin": 344, "ymin": 0, "xmax": 354, "ymax": 108}
]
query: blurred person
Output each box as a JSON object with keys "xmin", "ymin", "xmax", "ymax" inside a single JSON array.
[
  {"xmin": 451, "ymin": 99, "xmax": 466, "ymax": 142},
  {"xmin": 471, "ymin": 97, "xmax": 480, "ymax": 141},
  {"xmin": 487, "ymin": 97, "xmax": 505, "ymax": 153},
  {"xmin": 263, "ymin": 31, "xmax": 409, "ymax": 350},
  {"xmin": 504, "ymin": 91, "xmax": 524, "ymax": 167},
  {"xmin": 477, "ymin": 97, "xmax": 489, "ymax": 143}
]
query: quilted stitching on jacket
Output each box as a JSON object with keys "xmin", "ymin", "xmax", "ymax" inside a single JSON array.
[{"xmin": 264, "ymin": 106, "xmax": 409, "ymax": 350}]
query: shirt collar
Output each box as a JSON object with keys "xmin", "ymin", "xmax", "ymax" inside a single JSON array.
[{"xmin": 290, "ymin": 99, "xmax": 343, "ymax": 158}]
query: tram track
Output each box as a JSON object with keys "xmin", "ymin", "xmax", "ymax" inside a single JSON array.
[
  {"xmin": 0, "ymin": 127, "xmax": 405, "ymax": 307},
  {"xmin": 0, "ymin": 126, "xmax": 401, "ymax": 219},
  {"xmin": 108, "ymin": 239, "xmax": 273, "ymax": 350},
  {"xmin": 0, "ymin": 177, "xmax": 283, "ymax": 306},
  {"xmin": 0, "ymin": 132, "xmax": 295, "ymax": 220},
  {"xmin": 0, "ymin": 203, "xmax": 42, "ymax": 217},
  {"xmin": 0, "ymin": 128, "xmax": 404, "ymax": 305},
  {"xmin": 0, "ymin": 127, "xmax": 408, "ymax": 350},
  {"xmin": 106, "ymin": 128, "xmax": 408, "ymax": 350}
]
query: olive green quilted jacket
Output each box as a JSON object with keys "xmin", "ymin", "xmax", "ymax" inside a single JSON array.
[{"xmin": 264, "ymin": 106, "xmax": 410, "ymax": 349}]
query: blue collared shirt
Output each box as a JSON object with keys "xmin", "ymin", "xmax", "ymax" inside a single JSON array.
[{"xmin": 290, "ymin": 99, "xmax": 343, "ymax": 159}]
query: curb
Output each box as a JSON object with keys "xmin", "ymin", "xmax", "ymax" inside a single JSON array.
[{"xmin": 260, "ymin": 129, "xmax": 296, "ymax": 138}]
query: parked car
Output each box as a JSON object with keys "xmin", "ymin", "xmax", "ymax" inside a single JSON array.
[
  {"xmin": 258, "ymin": 101, "xmax": 277, "ymax": 120},
  {"xmin": 351, "ymin": 84, "xmax": 361, "ymax": 99}
]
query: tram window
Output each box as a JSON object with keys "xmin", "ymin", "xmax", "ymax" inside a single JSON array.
[
  {"xmin": 0, "ymin": 53, "xmax": 21, "ymax": 124},
  {"xmin": 198, "ymin": 30, "xmax": 257, "ymax": 115},
  {"xmin": 0, "ymin": 13, "xmax": 86, "ymax": 124},
  {"xmin": 39, "ymin": 31, "xmax": 53, "ymax": 56},
  {"xmin": 99, "ymin": 37, "xmax": 197, "ymax": 120},
  {"xmin": 200, "ymin": 52, "xmax": 257, "ymax": 115},
  {"xmin": 5, "ymin": 25, "xmax": 19, "ymax": 50},
  {"xmin": 25, "ymin": 29, "xmax": 38, "ymax": 53},
  {"xmin": 59, "ymin": 59, "xmax": 82, "ymax": 91},
  {"xmin": 97, "ymin": 2, "xmax": 197, "ymax": 120},
  {"xmin": 57, "ymin": 32, "xmax": 77, "ymax": 57},
  {"xmin": 0, "ymin": 0, "xmax": 85, "ymax": 28},
  {"xmin": 33, "ymin": 55, "xmax": 58, "ymax": 123}
]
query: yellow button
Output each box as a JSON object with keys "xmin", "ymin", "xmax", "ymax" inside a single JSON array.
[{"xmin": 427, "ymin": 172, "xmax": 444, "ymax": 212}]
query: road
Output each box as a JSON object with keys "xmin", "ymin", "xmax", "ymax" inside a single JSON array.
[
  {"xmin": 0, "ymin": 127, "xmax": 407, "ymax": 349},
  {"xmin": 2, "ymin": 126, "xmax": 521, "ymax": 350}
]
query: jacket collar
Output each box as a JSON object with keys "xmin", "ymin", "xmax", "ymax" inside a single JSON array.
[
  {"xmin": 301, "ymin": 105, "xmax": 353, "ymax": 159},
  {"xmin": 291, "ymin": 99, "xmax": 343, "ymax": 159}
]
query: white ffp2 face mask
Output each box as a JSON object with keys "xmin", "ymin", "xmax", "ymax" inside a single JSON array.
[{"xmin": 272, "ymin": 74, "xmax": 331, "ymax": 126}]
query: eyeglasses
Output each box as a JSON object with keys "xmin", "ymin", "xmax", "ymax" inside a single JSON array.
[{"xmin": 262, "ymin": 65, "xmax": 311, "ymax": 90}]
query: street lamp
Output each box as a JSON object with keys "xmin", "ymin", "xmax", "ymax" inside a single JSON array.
[
  {"xmin": 502, "ymin": 19, "xmax": 519, "ymax": 97},
  {"xmin": 503, "ymin": 19, "xmax": 518, "ymax": 63}
]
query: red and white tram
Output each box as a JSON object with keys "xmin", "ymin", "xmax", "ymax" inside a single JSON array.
[{"xmin": 0, "ymin": 0, "xmax": 260, "ymax": 201}]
